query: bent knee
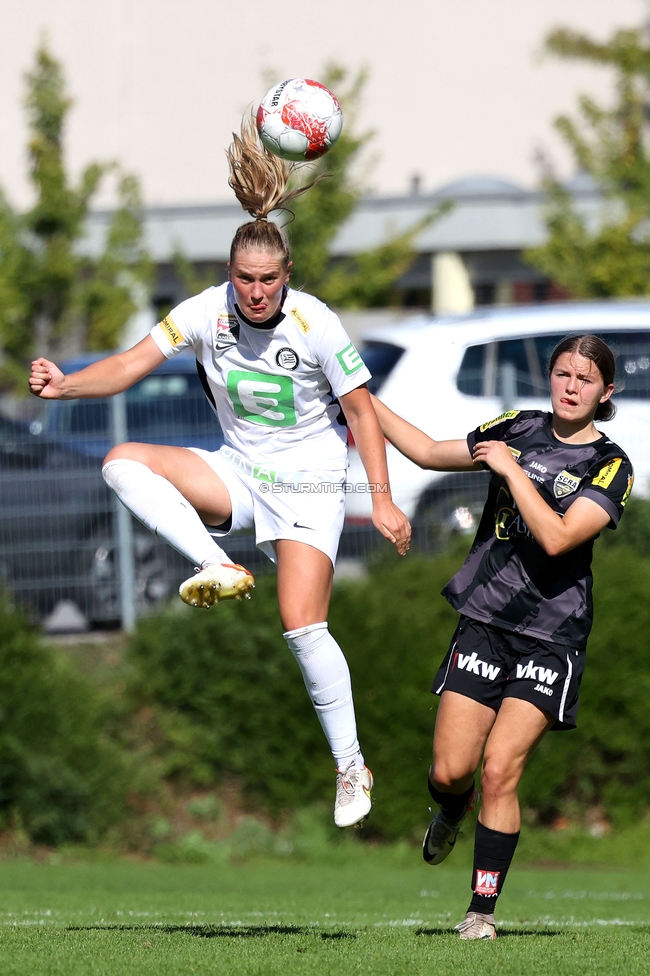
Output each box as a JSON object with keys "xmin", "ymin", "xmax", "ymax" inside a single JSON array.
[
  {"xmin": 432, "ymin": 761, "xmax": 475, "ymax": 791},
  {"xmin": 481, "ymin": 757, "xmax": 522, "ymax": 797},
  {"xmin": 103, "ymin": 443, "xmax": 150, "ymax": 467}
]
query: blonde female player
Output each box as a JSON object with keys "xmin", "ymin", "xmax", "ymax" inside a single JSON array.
[
  {"xmin": 372, "ymin": 335, "xmax": 632, "ymax": 937},
  {"xmin": 29, "ymin": 118, "xmax": 411, "ymax": 828}
]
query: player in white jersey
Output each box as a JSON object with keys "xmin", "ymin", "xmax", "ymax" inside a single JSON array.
[{"xmin": 29, "ymin": 116, "xmax": 411, "ymax": 828}]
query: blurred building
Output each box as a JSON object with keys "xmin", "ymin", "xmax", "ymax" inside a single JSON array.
[{"xmin": 83, "ymin": 173, "xmax": 600, "ymax": 321}]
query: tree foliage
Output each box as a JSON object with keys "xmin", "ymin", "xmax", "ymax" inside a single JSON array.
[
  {"xmin": 526, "ymin": 27, "xmax": 650, "ymax": 297},
  {"xmin": 0, "ymin": 44, "xmax": 151, "ymax": 388},
  {"xmin": 285, "ymin": 65, "xmax": 446, "ymax": 308}
]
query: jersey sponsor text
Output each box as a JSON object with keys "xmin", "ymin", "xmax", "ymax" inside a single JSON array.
[
  {"xmin": 158, "ymin": 315, "xmax": 184, "ymax": 347},
  {"xmin": 515, "ymin": 660, "xmax": 558, "ymax": 685},
  {"xmin": 290, "ymin": 307, "xmax": 311, "ymax": 334},
  {"xmin": 592, "ymin": 457, "xmax": 622, "ymax": 489},
  {"xmin": 456, "ymin": 652, "xmax": 501, "ymax": 680},
  {"xmin": 479, "ymin": 410, "xmax": 520, "ymax": 432}
]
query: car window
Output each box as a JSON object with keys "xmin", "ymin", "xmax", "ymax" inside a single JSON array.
[
  {"xmin": 498, "ymin": 338, "xmax": 548, "ymax": 397},
  {"xmin": 458, "ymin": 330, "xmax": 650, "ymax": 400},
  {"xmin": 359, "ymin": 341, "xmax": 405, "ymax": 395},
  {"xmin": 456, "ymin": 343, "xmax": 484, "ymax": 396},
  {"xmin": 51, "ymin": 373, "xmax": 222, "ymax": 437}
]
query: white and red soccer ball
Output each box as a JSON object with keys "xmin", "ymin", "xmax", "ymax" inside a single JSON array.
[{"xmin": 256, "ymin": 79, "xmax": 343, "ymax": 161}]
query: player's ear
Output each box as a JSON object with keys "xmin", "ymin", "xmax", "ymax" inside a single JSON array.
[
  {"xmin": 227, "ymin": 261, "xmax": 232, "ymax": 281},
  {"xmin": 284, "ymin": 261, "xmax": 292, "ymax": 281},
  {"xmin": 600, "ymin": 382, "xmax": 615, "ymax": 403}
]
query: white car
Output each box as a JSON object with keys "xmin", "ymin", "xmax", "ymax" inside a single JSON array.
[{"xmin": 346, "ymin": 302, "xmax": 650, "ymax": 530}]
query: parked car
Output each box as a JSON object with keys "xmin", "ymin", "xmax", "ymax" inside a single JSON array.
[
  {"xmin": 346, "ymin": 302, "xmax": 650, "ymax": 534},
  {"xmin": 38, "ymin": 352, "xmax": 224, "ymax": 457},
  {"xmin": 0, "ymin": 352, "xmax": 231, "ymax": 624}
]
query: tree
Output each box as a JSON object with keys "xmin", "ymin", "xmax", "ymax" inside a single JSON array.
[
  {"xmin": 526, "ymin": 27, "xmax": 650, "ymax": 297},
  {"xmin": 284, "ymin": 65, "xmax": 448, "ymax": 308},
  {"xmin": 0, "ymin": 44, "xmax": 151, "ymax": 388}
]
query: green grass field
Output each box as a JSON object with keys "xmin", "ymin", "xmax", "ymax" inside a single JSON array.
[{"xmin": 1, "ymin": 855, "xmax": 650, "ymax": 975}]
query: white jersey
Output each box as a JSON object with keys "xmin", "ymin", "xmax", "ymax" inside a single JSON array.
[{"xmin": 150, "ymin": 283, "xmax": 371, "ymax": 471}]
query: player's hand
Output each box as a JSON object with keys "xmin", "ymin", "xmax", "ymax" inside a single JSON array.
[
  {"xmin": 29, "ymin": 358, "xmax": 66, "ymax": 399},
  {"xmin": 372, "ymin": 497, "xmax": 412, "ymax": 556},
  {"xmin": 472, "ymin": 440, "xmax": 518, "ymax": 477}
]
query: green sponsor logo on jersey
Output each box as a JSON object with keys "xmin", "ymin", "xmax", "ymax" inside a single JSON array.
[
  {"xmin": 253, "ymin": 465, "xmax": 277, "ymax": 483},
  {"xmin": 336, "ymin": 343, "xmax": 364, "ymax": 376},
  {"xmin": 227, "ymin": 369, "xmax": 296, "ymax": 427}
]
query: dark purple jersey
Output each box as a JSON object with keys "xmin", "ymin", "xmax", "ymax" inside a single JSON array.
[{"xmin": 442, "ymin": 411, "xmax": 633, "ymax": 646}]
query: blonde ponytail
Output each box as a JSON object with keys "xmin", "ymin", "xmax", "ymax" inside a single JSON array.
[{"xmin": 226, "ymin": 114, "xmax": 326, "ymax": 264}]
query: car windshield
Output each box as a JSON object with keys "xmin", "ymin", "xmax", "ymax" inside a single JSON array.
[
  {"xmin": 359, "ymin": 341, "xmax": 405, "ymax": 395},
  {"xmin": 457, "ymin": 330, "xmax": 650, "ymax": 399},
  {"xmin": 49, "ymin": 372, "xmax": 221, "ymax": 439}
]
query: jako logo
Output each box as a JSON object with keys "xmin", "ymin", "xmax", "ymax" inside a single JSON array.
[
  {"xmin": 515, "ymin": 660, "xmax": 558, "ymax": 685},
  {"xmin": 474, "ymin": 870, "xmax": 500, "ymax": 896},
  {"xmin": 456, "ymin": 652, "xmax": 501, "ymax": 680}
]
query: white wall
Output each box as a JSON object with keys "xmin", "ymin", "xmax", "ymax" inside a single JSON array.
[{"xmin": 0, "ymin": 0, "xmax": 644, "ymax": 209}]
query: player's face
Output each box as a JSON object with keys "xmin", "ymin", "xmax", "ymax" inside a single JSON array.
[
  {"xmin": 550, "ymin": 351, "xmax": 614, "ymax": 425},
  {"xmin": 228, "ymin": 249, "xmax": 291, "ymax": 323}
]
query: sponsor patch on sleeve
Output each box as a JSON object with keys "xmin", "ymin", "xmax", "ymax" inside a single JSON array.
[
  {"xmin": 336, "ymin": 343, "xmax": 364, "ymax": 376},
  {"xmin": 622, "ymin": 473, "xmax": 634, "ymax": 507},
  {"xmin": 592, "ymin": 457, "xmax": 622, "ymax": 490},
  {"xmin": 479, "ymin": 410, "xmax": 520, "ymax": 432},
  {"xmin": 290, "ymin": 307, "xmax": 310, "ymax": 334},
  {"xmin": 157, "ymin": 315, "xmax": 185, "ymax": 347}
]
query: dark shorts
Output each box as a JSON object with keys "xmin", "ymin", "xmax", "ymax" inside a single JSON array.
[{"xmin": 432, "ymin": 616, "xmax": 586, "ymax": 731}]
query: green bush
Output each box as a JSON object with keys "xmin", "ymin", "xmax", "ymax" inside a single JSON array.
[
  {"xmin": 0, "ymin": 600, "xmax": 130, "ymax": 844},
  {"xmin": 521, "ymin": 541, "xmax": 650, "ymax": 825},
  {"xmin": 597, "ymin": 497, "xmax": 650, "ymax": 558},
  {"xmin": 126, "ymin": 533, "xmax": 650, "ymax": 838},
  {"xmin": 126, "ymin": 547, "xmax": 466, "ymax": 839},
  {"xmin": 127, "ymin": 581, "xmax": 334, "ymax": 811}
]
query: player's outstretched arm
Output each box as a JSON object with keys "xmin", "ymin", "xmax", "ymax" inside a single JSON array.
[
  {"xmin": 341, "ymin": 386, "xmax": 411, "ymax": 556},
  {"xmin": 370, "ymin": 394, "xmax": 477, "ymax": 471},
  {"xmin": 29, "ymin": 336, "xmax": 166, "ymax": 400}
]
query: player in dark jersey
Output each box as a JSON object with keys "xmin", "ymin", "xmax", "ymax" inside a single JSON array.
[{"xmin": 372, "ymin": 334, "xmax": 633, "ymax": 940}]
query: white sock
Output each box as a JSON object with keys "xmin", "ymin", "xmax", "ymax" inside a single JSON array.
[
  {"xmin": 102, "ymin": 458, "xmax": 228, "ymax": 568},
  {"xmin": 284, "ymin": 622, "xmax": 365, "ymax": 770}
]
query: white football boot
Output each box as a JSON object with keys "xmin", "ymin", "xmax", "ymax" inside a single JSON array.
[
  {"xmin": 334, "ymin": 763, "xmax": 373, "ymax": 828},
  {"xmin": 455, "ymin": 911, "xmax": 497, "ymax": 940},
  {"xmin": 179, "ymin": 562, "xmax": 254, "ymax": 609}
]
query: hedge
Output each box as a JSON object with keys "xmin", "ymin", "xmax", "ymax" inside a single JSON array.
[{"xmin": 126, "ymin": 506, "xmax": 650, "ymax": 837}]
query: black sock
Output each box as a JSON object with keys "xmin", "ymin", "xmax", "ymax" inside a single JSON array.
[
  {"xmin": 427, "ymin": 777, "xmax": 475, "ymax": 822},
  {"xmin": 468, "ymin": 821, "xmax": 520, "ymax": 915}
]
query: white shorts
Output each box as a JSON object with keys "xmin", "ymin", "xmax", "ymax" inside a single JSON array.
[{"xmin": 187, "ymin": 445, "xmax": 347, "ymax": 567}]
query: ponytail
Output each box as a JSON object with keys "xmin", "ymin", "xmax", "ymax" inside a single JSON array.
[{"xmin": 226, "ymin": 114, "xmax": 326, "ymax": 265}]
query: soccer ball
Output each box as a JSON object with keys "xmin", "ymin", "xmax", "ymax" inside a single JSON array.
[{"xmin": 256, "ymin": 79, "xmax": 343, "ymax": 161}]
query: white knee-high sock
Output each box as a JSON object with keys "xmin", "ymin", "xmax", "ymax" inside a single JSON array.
[
  {"xmin": 284, "ymin": 622, "xmax": 365, "ymax": 770},
  {"xmin": 102, "ymin": 458, "xmax": 228, "ymax": 568}
]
